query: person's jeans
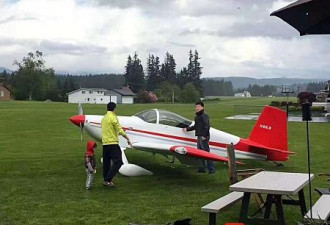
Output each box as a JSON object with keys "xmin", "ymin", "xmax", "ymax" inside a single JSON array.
[
  {"xmin": 85, "ymin": 168, "xmax": 94, "ymax": 189},
  {"xmin": 197, "ymin": 136, "xmax": 215, "ymax": 173},
  {"xmin": 103, "ymin": 144, "xmax": 123, "ymax": 182}
]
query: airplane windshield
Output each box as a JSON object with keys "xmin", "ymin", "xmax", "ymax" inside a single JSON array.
[
  {"xmin": 134, "ymin": 110, "xmax": 157, "ymax": 123},
  {"xmin": 158, "ymin": 110, "xmax": 192, "ymax": 128}
]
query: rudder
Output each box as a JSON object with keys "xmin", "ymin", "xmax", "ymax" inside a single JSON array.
[{"xmin": 248, "ymin": 106, "xmax": 288, "ymax": 152}]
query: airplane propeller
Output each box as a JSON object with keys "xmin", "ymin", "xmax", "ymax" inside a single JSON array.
[
  {"xmin": 78, "ymin": 103, "xmax": 84, "ymax": 115},
  {"xmin": 80, "ymin": 122, "xmax": 84, "ymax": 142},
  {"xmin": 78, "ymin": 103, "xmax": 84, "ymax": 141},
  {"xmin": 69, "ymin": 103, "xmax": 85, "ymax": 142}
]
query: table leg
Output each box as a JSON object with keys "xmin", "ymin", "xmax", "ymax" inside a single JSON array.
[
  {"xmin": 209, "ymin": 213, "xmax": 216, "ymax": 225},
  {"xmin": 298, "ymin": 189, "xmax": 307, "ymax": 216},
  {"xmin": 239, "ymin": 192, "xmax": 251, "ymax": 222},
  {"xmin": 274, "ymin": 195, "xmax": 285, "ymax": 225},
  {"xmin": 264, "ymin": 194, "xmax": 274, "ymax": 219}
]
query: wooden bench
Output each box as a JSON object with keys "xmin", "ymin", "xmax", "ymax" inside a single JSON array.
[
  {"xmin": 201, "ymin": 191, "xmax": 244, "ymax": 225},
  {"xmin": 304, "ymin": 195, "xmax": 330, "ymax": 223}
]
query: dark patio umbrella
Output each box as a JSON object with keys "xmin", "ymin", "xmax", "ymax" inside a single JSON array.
[
  {"xmin": 270, "ymin": 0, "xmax": 330, "ymax": 36},
  {"xmin": 270, "ymin": 0, "xmax": 330, "ymax": 220}
]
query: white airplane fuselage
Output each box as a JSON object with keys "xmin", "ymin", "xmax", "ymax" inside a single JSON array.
[{"xmin": 83, "ymin": 114, "xmax": 267, "ymax": 161}]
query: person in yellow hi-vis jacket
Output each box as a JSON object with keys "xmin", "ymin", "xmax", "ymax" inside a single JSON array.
[{"xmin": 101, "ymin": 102, "xmax": 132, "ymax": 187}]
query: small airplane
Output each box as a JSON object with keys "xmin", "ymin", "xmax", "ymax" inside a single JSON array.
[{"xmin": 70, "ymin": 105, "xmax": 294, "ymax": 176}]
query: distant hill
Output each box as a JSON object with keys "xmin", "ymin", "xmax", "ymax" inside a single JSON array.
[
  {"xmin": 0, "ymin": 67, "xmax": 13, "ymax": 74},
  {"xmin": 205, "ymin": 77, "xmax": 327, "ymax": 89}
]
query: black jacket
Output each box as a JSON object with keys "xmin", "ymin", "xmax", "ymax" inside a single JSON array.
[{"xmin": 187, "ymin": 110, "xmax": 210, "ymax": 137}]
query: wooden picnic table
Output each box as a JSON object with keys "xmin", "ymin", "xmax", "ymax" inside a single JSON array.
[{"xmin": 229, "ymin": 171, "xmax": 314, "ymax": 225}]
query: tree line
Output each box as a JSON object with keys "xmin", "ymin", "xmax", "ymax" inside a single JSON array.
[
  {"xmin": 3, "ymin": 50, "xmax": 323, "ymax": 102},
  {"xmin": 202, "ymin": 79, "xmax": 234, "ymax": 96},
  {"xmin": 0, "ymin": 51, "xmax": 126, "ymax": 101},
  {"xmin": 124, "ymin": 50, "xmax": 204, "ymax": 102},
  {"xmin": 0, "ymin": 50, "xmax": 235, "ymax": 102},
  {"xmin": 236, "ymin": 84, "xmax": 278, "ymax": 96}
]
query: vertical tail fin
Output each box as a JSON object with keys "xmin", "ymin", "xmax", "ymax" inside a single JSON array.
[{"xmin": 248, "ymin": 106, "xmax": 288, "ymax": 152}]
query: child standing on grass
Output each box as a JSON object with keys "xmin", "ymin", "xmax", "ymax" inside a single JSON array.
[{"xmin": 85, "ymin": 141, "xmax": 97, "ymax": 190}]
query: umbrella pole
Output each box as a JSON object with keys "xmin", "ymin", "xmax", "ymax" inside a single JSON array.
[
  {"xmin": 306, "ymin": 119, "xmax": 313, "ymax": 219},
  {"xmin": 302, "ymin": 102, "xmax": 313, "ymax": 219}
]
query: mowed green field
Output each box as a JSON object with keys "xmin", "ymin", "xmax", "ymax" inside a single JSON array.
[{"xmin": 0, "ymin": 98, "xmax": 329, "ymax": 225}]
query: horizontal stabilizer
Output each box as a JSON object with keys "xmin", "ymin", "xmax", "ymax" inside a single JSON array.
[{"xmin": 241, "ymin": 139, "xmax": 295, "ymax": 155}]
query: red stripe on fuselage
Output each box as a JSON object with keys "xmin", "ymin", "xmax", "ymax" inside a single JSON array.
[
  {"xmin": 86, "ymin": 121, "xmax": 250, "ymax": 154},
  {"xmin": 122, "ymin": 127, "xmax": 233, "ymax": 149}
]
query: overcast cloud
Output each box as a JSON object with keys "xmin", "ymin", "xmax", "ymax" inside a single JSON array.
[{"xmin": 0, "ymin": 0, "xmax": 329, "ymax": 79}]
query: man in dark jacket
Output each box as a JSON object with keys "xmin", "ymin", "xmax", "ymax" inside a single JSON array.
[{"xmin": 183, "ymin": 101, "xmax": 215, "ymax": 174}]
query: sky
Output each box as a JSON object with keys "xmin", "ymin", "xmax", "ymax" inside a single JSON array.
[{"xmin": 0, "ymin": 0, "xmax": 329, "ymax": 79}]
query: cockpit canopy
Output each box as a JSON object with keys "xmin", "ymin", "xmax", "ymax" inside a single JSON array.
[{"xmin": 134, "ymin": 109, "xmax": 192, "ymax": 128}]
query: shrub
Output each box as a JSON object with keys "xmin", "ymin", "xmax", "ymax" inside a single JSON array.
[
  {"xmin": 270, "ymin": 101, "xmax": 281, "ymax": 106},
  {"xmin": 136, "ymin": 91, "xmax": 158, "ymax": 103},
  {"xmin": 178, "ymin": 83, "xmax": 200, "ymax": 103},
  {"xmin": 288, "ymin": 106, "xmax": 299, "ymax": 112},
  {"xmin": 157, "ymin": 97, "xmax": 166, "ymax": 102},
  {"xmin": 204, "ymin": 98, "xmax": 221, "ymax": 102},
  {"xmin": 311, "ymin": 106, "xmax": 325, "ymax": 112}
]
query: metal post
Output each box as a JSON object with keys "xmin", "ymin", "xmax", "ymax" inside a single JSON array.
[
  {"xmin": 306, "ymin": 120, "xmax": 313, "ymax": 219},
  {"xmin": 286, "ymin": 94, "xmax": 289, "ymax": 118},
  {"xmin": 209, "ymin": 213, "xmax": 216, "ymax": 225},
  {"xmin": 302, "ymin": 101, "xmax": 313, "ymax": 219}
]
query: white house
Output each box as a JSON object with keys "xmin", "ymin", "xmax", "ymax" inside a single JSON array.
[
  {"xmin": 67, "ymin": 87, "xmax": 135, "ymax": 104},
  {"xmin": 234, "ymin": 91, "xmax": 251, "ymax": 98}
]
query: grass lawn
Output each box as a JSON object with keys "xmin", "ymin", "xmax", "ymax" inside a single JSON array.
[{"xmin": 0, "ymin": 98, "xmax": 329, "ymax": 225}]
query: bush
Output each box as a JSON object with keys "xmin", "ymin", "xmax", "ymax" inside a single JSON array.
[
  {"xmin": 311, "ymin": 106, "xmax": 325, "ymax": 112},
  {"xmin": 157, "ymin": 97, "xmax": 166, "ymax": 102},
  {"xmin": 288, "ymin": 106, "xmax": 299, "ymax": 112},
  {"xmin": 136, "ymin": 90, "xmax": 158, "ymax": 103},
  {"xmin": 178, "ymin": 83, "xmax": 200, "ymax": 103},
  {"xmin": 286, "ymin": 106, "xmax": 325, "ymax": 112},
  {"xmin": 204, "ymin": 98, "xmax": 221, "ymax": 102},
  {"xmin": 270, "ymin": 101, "xmax": 281, "ymax": 106},
  {"xmin": 280, "ymin": 101, "xmax": 295, "ymax": 106}
]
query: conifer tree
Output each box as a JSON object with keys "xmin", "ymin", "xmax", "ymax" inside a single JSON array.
[
  {"xmin": 192, "ymin": 50, "xmax": 203, "ymax": 94},
  {"xmin": 160, "ymin": 52, "xmax": 176, "ymax": 84},
  {"xmin": 124, "ymin": 53, "xmax": 145, "ymax": 93},
  {"xmin": 146, "ymin": 54, "xmax": 161, "ymax": 91}
]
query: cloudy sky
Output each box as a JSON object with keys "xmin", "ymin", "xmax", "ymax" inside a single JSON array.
[{"xmin": 0, "ymin": 0, "xmax": 329, "ymax": 79}]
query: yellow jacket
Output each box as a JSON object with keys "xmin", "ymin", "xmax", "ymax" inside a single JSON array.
[{"xmin": 101, "ymin": 111, "xmax": 127, "ymax": 145}]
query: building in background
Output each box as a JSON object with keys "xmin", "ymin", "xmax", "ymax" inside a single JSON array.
[
  {"xmin": 234, "ymin": 91, "xmax": 251, "ymax": 98},
  {"xmin": 67, "ymin": 87, "xmax": 135, "ymax": 104},
  {"xmin": 111, "ymin": 87, "xmax": 135, "ymax": 104},
  {"xmin": 0, "ymin": 82, "xmax": 12, "ymax": 101}
]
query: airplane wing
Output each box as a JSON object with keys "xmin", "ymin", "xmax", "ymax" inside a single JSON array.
[{"xmin": 132, "ymin": 142, "xmax": 230, "ymax": 163}]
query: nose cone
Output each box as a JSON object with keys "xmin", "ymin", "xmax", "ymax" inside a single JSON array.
[{"xmin": 70, "ymin": 115, "xmax": 85, "ymax": 127}]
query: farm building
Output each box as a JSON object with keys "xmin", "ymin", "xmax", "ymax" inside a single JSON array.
[
  {"xmin": 0, "ymin": 82, "xmax": 12, "ymax": 101},
  {"xmin": 67, "ymin": 87, "xmax": 135, "ymax": 104},
  {"xmin": 234, "ymin": 91, "xmax": 251, "ymax": 98}
]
